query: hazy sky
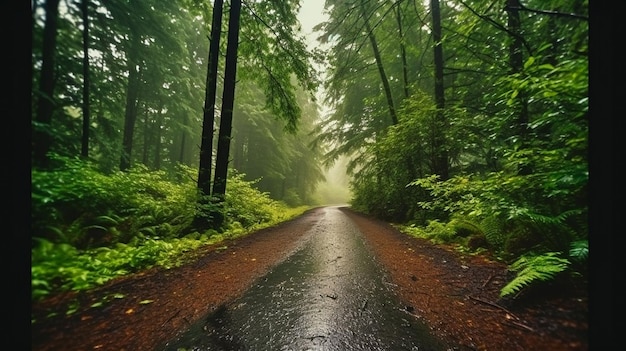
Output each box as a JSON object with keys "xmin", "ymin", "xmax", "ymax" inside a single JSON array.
[{"xmin": 298, "ymin": 1, "xmax": 329, "ymax": 50}]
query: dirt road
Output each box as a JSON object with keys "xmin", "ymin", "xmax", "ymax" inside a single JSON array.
[
  {"xmin": 162, "ymin": 206, "xmax": 449, "ymax": 350},
  {"xmin": 31, "ymin": 206, "xmax": 588, "ymax": 351}
]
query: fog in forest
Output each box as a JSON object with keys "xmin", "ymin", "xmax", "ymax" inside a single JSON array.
[{"xmin": 313, "ymin": 156, "xmax": 352, "ymax": 206}]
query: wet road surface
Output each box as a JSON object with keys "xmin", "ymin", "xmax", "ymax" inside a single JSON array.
[{"xmin": 161, "ymin": 206, "xmax": 450, "ymax": 350}]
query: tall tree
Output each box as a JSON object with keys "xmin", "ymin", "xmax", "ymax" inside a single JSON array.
[
  {"xmin": 196, "ymin": 0, "xmax": 224, "ymax": 201},
  {"xmin": 33, "ymin": 0, "xmax": 61, "ymax": 168},
  {"xmin": 359, "ymin": 0, "xmax": 397, "ymax": 126},
  {"xmin": 119, "ymin": 26, "xmax": 141, "ymax": 171},
  {"xmin": 394, "ymin": 0, "xmax": 410, "ymax": 99},
  {"xmin": 429, "ymin": 0, "xmax": 449, "ymax": 180},
  {"xmin": 80, "ymin": 0, "xmax": 91, "ymax": 158},
  {"xmin": 505, "ymin": 0, "xmax": 530, "ymax": 175},
  {"xmin": 211, "ymin": 0, "xmax": 242, "ymax": 228}
]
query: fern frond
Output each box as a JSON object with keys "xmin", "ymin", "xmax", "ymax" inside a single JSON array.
[
  {"xmin": 500, "ymin": 252, "xmax": 570, "ymax": 298},
  {"xmin": 569, "ymin": 240, "xmax": 588, "ymax": 262},
  {"xmin": 480, "ymin": 216, "xmax": 506, "ymax": 249},
  {"xmin": 519, "ymin": 208, "xmax": 583, "ymax": 226},
  {"xmin": 94, "ymin": 215, "xmax": 122, "ymax": 225}
]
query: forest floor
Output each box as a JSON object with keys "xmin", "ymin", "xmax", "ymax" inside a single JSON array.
[{"xmin": 31, "ymin": 206, "xmax": 588, "ymax": 351}]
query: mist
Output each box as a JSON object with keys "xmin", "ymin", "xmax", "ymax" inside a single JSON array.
[{"xmin": 313, "ymin": 156, "xmax": 352, "ymax": 206}]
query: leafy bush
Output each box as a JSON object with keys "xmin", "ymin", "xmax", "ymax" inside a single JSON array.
[
  {"xmin": 31, "ymin": 155, "xmax": 198, "ymax": 247},
  {"xmin": 31, "ymin": 158, "xmax": 311, "ymax": 303}
]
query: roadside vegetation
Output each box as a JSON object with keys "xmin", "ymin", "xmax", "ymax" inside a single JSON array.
[{"xmin": 31, "ymin": 154, "xmax": 310, "ymax": 302}]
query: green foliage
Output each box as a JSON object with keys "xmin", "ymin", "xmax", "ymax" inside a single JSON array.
[
  {"xmin": 223, "ymin": 172, "xmax": 281, "ymax": 229},
  {"xmin": 31, "ymin": 236, "xmax": 208, "ymax": 302},
  {"xmin": 400, "ymin": 220, "xmax": 461, "ymax": 246},
  {"xmin": 32, "ymin": 155, "xmax": 197, "ymax": 247},
  {"xmin": 31, "ymin": 158, "xmax": 310, "ymax": 304},
  {"xmin": 499, "ymin": 252, "xmax": 570, "ymax": 298},
  {"xmin": 569, "ymin": 240, "xmax": 588, "ymax": 262},
  {"xmin": 409, "ymin": 166, "xmax": 587, "ymax": 255},
  {"xmin": 480, "ymin": 215, "xmax": 507, "ymax": 251}
]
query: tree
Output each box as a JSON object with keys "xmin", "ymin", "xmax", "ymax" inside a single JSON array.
[
  {"xmin": 193, "ymin": 0, "xmax": 320, "ymax": 228},
  {"xmin": 196, "ymin": 0, "xmax": 224, "ymax": 204},
  {"xmin": 118, "ymin": 25, "xmax": 141, "ymax": 171},
  {"xmin": 33, "ymin": 0, "xmax": 61, "ymax": 169},
  {"xmin": 429, "ymin": 0, "xmax": 449, "ymax": 180},
  {"xmin": 505, "ymin": 0, "xmax": 530, "ymax": 174},
  {"xmin": 211, "ymin": 0, "xmax": 242, "ymax": 228},
  {"xmin": 359, "ymin": 0, "xmax": 397, "ymax": 126},
  {"xmin": 80, "ymin": 0, "xmax": 91, "ymax": 158}
]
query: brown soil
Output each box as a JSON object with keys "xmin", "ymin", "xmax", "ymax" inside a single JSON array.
[{"xmin": 31, "ymin": 207, "xmax": 588, "ymax": 351}]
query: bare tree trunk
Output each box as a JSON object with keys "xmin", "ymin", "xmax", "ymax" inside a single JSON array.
[
  {"xmin": 178, "ymin": 130, "xmax": 187, "ymax": 164},
  {"xmin": 142, "ymin": 106, "xmax": 150, "ymax": 165},
  {"xmin": 119, "ymin": 30, "xmax": 141, "ymax": 171},
  {"xmin": 395, "ymin": 1, "xmax": 410, "ymax": 99},
  {"xmin": 194, "ymin": 0, "xmax": 225, "ymax": 230},
  {"xmin": 153, "ymin": 100, "xmax": 164, "ymax": 170},
  {"xmin": 359, "ymin": 0, "xmax": 398, "ymax": 126},
  {"xmin": 211, "ymin": 0, "xmax": 242, "ymax": 228},
  {"xmin": 506, "ymin": 0, "xmax": 530, "ymax": 175},
  {"xmin": 33, "ymin": 0, "xmax": 60, "ymax": 168},
  {"xmin": 81, "ymin": 0, "xmax": 91, "ymax": 158},
  {"xmin": 197, "ymin": 0, "xmax": 225, "ymax": 196},
  {"xmin": 212, "ymin": 0, "xmax": 241, "ymax": 198},
  {"xmin": 430, "ymin": 0, "xmax": 449, "ymax": 180}
]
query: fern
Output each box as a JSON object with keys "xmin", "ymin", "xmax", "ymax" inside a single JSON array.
[
  {"xmin": 480, "ymin": 215, "xmax": 506, "ymax": 250},
  {"xmin": 500, "ymin": 252, "xmax": 570, "ymax": 298},
  {"xmin": 569, "ymin": 240, "xmax": 588, "ymax": 262}
]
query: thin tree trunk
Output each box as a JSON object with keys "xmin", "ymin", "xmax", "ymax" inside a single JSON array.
[
  {"xmin": 142, "ymin": 106, "xmax": 150, "ymax": 165},
  {"xmin": 119, "ymin": 31, "xmax": 141, "ymax": 171},
  {"xmin": 178, "ymin": 130, "xmax": 187, "ymax": 164},
  {"xmin": 359, "ymin": 0, "xmax": 398, "ymax": 126},
  {"xmin": 81, "ymin": 0, "xmax": 91, "ymax": 158},
  {"xmin": 506, "ymin": 0, "xmax": 530, "ymax": 174},
  {"xmin": 430, "ymin": 0, "xmax": 449, "ymax": 180},
  {"xmin": 33, "ymin": 0, "xmax": 60, "ymax": 168},
  {"xmin": 395, "ymin": 1, "xmax": 410, "ymax": 99},
  {"xmin": 154, "ymin": 103, "xmax": 163, "ymax": 171}
]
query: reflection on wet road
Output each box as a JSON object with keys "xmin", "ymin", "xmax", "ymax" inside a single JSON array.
[{"xmin": 162, "ymin": 206, "xmax": 449, "ymax": 350}]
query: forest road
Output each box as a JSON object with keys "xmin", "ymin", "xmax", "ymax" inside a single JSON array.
[
  {"xmin": 159, "ymin": 205, "xmax": 452, "ymax": 350},
  {"xmin": 32, "ymin": 206, "xmax": 587, "ymax": 351}
]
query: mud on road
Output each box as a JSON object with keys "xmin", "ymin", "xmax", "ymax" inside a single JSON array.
[{"xmin": 31, "ymin": 206, "xmax": 588, "ymax": 351}]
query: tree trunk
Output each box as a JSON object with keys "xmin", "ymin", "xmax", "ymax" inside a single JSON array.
[
  {"xmin": 211, "ymin": 0, "xmax": 242, "ymax": 228},
  {"xmin": 119, "ymin": 31, "xmax": 141, "ymax": 171},
  {"xmin": 395, "ymin": 2, "xmax": 410, "ymax": 99},
  {"xmin": 142, "ymin": 106, "xmax": 150, "ymax": 165},
  {"xmin": 178, "ymin": 129, "xmax": 187, "ymax": 165},
  {"xmin": 359, "ymin": 0, "xmax": 398, "ymax": 126},
  {"xmin": 197, "ymin": 0, "xmax": 225, "ymax": 197},
  {"xmin": 154, "ymin": 100, "xmax": 164, "ymax": 170},
  {"xmin": 506, "ymin": 0, "xmax": 531, "ymax": 175},
  {"xmin": 193, "ymin": 0, "xmax": 225, "ymax": 230},
  {"xmin": 81, "ymin": 0, "xmax": 91, "ymax": 158},
  {"xmin": 33, "ymin": 0, "xmax": 60, "ymax": 168},
  {"xmin": 430, "ymin": 0, "xmax": 449, "ymax": 180}
]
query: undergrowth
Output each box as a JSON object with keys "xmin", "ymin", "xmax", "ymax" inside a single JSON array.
[{"xmin": 31, "ymin": 155, "xmax": 310, "ymax": 303}]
